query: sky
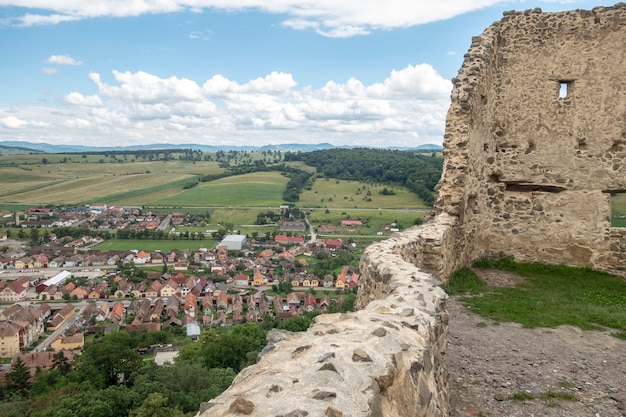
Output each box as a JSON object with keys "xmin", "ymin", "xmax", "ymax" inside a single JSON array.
[{"xmin": 0, "ymin": 1, "xmax": 612, "ymax": 149}]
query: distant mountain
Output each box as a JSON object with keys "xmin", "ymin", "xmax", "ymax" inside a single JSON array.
[
  {"xmin": 386, "ymin": 144, "xmax": 443, "ymax": 151},
  {"xmin": 0, "ymin": 143, "xmax": 44, "ymax": 155},
  {"xmin": 415, "ymin": 143, "xmax": 443, "ymax": 150},
  {"xmin": 0, "ymin": 140, "xmax": 443, "ymax": 154}
]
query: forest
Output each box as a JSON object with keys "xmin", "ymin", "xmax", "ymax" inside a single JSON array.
[{"xmin": 284, "ymin": 148, "xmax": 442, "ymax": 205}]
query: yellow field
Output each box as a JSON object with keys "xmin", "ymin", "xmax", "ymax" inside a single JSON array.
[{"xmin": 0, "ymin": 153, "xmax": 224, "ymax": 205}]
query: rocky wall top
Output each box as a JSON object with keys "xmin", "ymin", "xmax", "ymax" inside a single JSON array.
[{"xmin": 197, "ymin": 215, "xmax": 456, "ymax": 417}]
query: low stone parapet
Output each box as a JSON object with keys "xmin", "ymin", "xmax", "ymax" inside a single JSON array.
[{"xmin": 197, "ymin": 214, "xmax": 455, "ymax": 417}]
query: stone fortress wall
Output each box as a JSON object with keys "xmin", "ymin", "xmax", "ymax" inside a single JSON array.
[
  {"xmin": 437, "ymin": 4, "xmax": 626, "ymax": 274},
  {"xmin": 198, "ymin": 5, "xmax": 626, "ymax": 416}
]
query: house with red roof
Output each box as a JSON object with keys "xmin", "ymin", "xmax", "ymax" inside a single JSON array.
[
  {"xmin": 146, "ymin": 280, "xmax": 163, "ymax": 298},
  {"xmin": 325, "ymin": 239, "xmax": 343, "ymax": 250},
  {"xmin": 134, "ymin": 250, "xmax": 151, "ymax": 264},
  {"xmin": 253, "ymin": 269, "xmax": 265, "ymax": 286},
  {"xmin": 0, "ymin": 280, "xmax": 28, "ymax": 302},
  {"xmin": 303, "ymin": 293, "xmax": 317, "ymax": 312},
  {"xmin": 234, "ymin": 273, "xmax": 250, "ymax": 288},
  {"xmin": 109, "ymin": 302, "xmax": 125, "ymax": 324},
  {"xmin": 349, "ymin": 272, "xmax": 360, "ymax": 289}
]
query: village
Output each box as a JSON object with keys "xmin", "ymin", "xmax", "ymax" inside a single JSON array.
[{"xmin": 0, "ymin": 204, "xmax": 362, "ymax": 371}]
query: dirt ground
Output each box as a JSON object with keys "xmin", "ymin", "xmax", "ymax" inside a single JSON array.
[{"xmin": 446, "ymin": 270, "xmax": 626, "ymax": 417}]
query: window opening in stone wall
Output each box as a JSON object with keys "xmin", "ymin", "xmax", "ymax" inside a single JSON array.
[
  {"xmin": 558, "ymin": 81, "xmax": 571, "ymax": 99},
  {"xmin": 610, "ymin": 192, "xmax": 626, "ymax": 227},
  {"xmin": 505, "ymin": 183, "xmax": 565, "ymax": 193}
]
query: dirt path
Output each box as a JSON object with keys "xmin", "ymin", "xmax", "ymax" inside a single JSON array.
[{"xmin": 446, "ymin": 296, "xmax": 626, "ymax": 416}]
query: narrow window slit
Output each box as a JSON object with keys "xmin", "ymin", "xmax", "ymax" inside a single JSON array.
[{"xmin": 558, "ymin": 81, "xmax": 571, "ymax": 99}]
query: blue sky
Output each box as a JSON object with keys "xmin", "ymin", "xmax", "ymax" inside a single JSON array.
[{"xmin": 0, "ymin": 1, "xmax": 610, "ymax": 148}]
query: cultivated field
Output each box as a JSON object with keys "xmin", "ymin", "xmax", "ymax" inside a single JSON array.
[
  {"xmin": 0, "ymin": 152, "xmax": 223, "ymax": 205},
  {"xmin": 152, "ymin": 172, "xmax": 290, "ymax": 207},
  {"xmin": 299, "ymin": 178, "xmax": 428, "ymax": 209},
  {"xmin": 0, "ymin": 151, "xmax": 431, "ymax": 246}
]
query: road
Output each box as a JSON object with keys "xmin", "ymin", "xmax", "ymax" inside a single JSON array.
[
  {"xmin": 36, "ymin": 312, "xmax": 79, "ymax": 352},
  {"xmin": 303, "ymin": 212, "xmax": 317, "ymax": 243},
  {"xmin": 158, "ymin": 214, "xmax": 172, "ymax": 231}
]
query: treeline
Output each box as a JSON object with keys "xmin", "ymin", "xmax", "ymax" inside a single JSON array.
[{"xmin": 284, "ymin": 148, "xmax": 442, "ymax": 206}]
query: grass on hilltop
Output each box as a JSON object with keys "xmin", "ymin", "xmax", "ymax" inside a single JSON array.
[
  {"xmin": 299, "ymin": 177, "xmax": 428, "ymax": 209},
  {"xmin": 445, "ymin": 255, "xmax": 626, "ymax": 339}
]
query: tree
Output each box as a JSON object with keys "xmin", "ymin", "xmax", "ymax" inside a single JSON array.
[
  {"xmin": 5, "ymin": 357, "xmax": 32, "ymax": 396},
  {"xmin": 52, "ymin": 351, "xmax": 72, "ymax": 375},
  {"xmin": 131, "ymin": 361, "xmax": 235, "ymax": 413},
  {"xmin": 279, "ymin": 312, "xmax": 319, "ymax": 332},
  {"xmin": 29, "ymin": 227, "xmax": 41, "ymax": 246},
  {"xmin": 212, "ymin": 227, "xmax": 227, "ymax": 240},
  {"xmin": 277, "ymin": 280, "xmax": 293, "ymax": 294},
  {"xmin": 202, "ymin": 323, "xmax": 268, "ymax": 372},
  {"xmin": 76, "ymin": 332, "xmax": 143, "ymax": 387},
  {"xmin": 131, "ymin": 393, "xmax": 185, "ymax": 417}
]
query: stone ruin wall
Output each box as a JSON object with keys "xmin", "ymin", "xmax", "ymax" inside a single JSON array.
[
  {"xmin": 198, "ymin": 214, "xmax": 456, "ymax": 416},
  {"xmin": 437, "ymin": 4, "xmax": 626, "ymax": 274},
  {"xmin": 196, "ymin": 5, "xmax": 626, "ymax": 416}
]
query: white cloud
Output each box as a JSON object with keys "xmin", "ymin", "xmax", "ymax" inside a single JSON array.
[
  {"xmin": 315, "ymin": 25, "xmax": 370, "ymax": 38},
  {"xmin": 0, "ymin": 64, "xmax": 451, "ymax": 147},
  {"xmin": 14, "ymin": 13, "xmax": 79, "ymax": 26},
  {"xmin": 93, "ymin": 70, "xmax": 203, "ymax": 103},
  {"xmin": 46, "ymin": 54, "xmax": 82, "ymax": 65},
  {"xmin": 30, "ymin": 120, "xmax": 50, "ymax": 127},
  {"xmin": 0, "ymin": 115, "xmax": 28, "ymax": 128},
  {"xmin": 64, "ymin": 92, "xmax": 102, "ymax": 106},
  {"xmin": 1, "ymin": 1, "xmax": 555, "ymax": 37},
  {"xmin": 189, "ymin": 29, "xmax": 212, "ymax": 40},
  {"xmin": 41, "ymin": 67, "xmax": 58, "ymax": 76},
  {"xmin": 382, "ymin": 64, "xmax": 452, "ymax": 98},
  {"xmin": 201, "ymin": 72, "xmax": 297, "ymax": 97},
  {"xmin": 63, "ymin": 118, "xmax": 90, "ymax": 128}
]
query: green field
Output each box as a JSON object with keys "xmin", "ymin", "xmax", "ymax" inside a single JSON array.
[
  {"xmin": 0, "ymin": 152, "xmax": 428, "ymax": 210},
  {"xmin": 0, "ymin": 151, "xmax": 432, "ymax": 246},
  {"xmin": 152, "ymin": 172, "xmax": 290, "ymax": 207},
  {"xmin": 309, "ymin": 208, "xmax": 426, "ymax": 235},
  {"xmin": 299, "ymin": 178, "xmax": 427, "ymax": 209},
  {"xmin": 92, "ymin": 239, "xmax": 217, "ymax": 252}
]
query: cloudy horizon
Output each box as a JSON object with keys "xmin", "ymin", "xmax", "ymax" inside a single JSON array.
[{"xmin": 0, "ymin": 1, "xmax": 609, "ymax": 148}]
